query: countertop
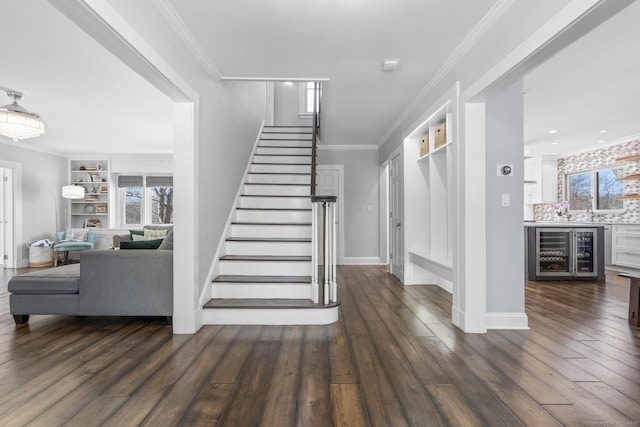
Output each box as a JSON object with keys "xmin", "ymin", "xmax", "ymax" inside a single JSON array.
[
  {"xmin": 525, "ymin": 222, "xmax": 640, "ymax": 227},
  {"xmin": 524, "ymin": 222, "xmax": 606, "ymax": 227}
]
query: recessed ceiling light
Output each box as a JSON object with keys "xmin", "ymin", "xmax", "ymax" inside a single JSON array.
[
  {"xmin": 549, "ymin": 130, "xmax": 558, "ymax": 134},
  {"xmin": 382, "ymin": 60, "xmax": 398, "ymax": 71},
  {"xmin": 599, "ymin": 130, "xmax": 608, "ymax": 134},
  {"xmin": 552, "ymin": 152, "xmax": 558, "ymax": 155},
  {"xmin": 524, "ymin": 150, "xmax": 531, "ymax": 154},
  {"xmin": 551, "ymin": 142, "xmax": 559, "ymax": 145},
  {"xmin": 598, "ymin": 139, "xmax": 606, "ymax": 143}
]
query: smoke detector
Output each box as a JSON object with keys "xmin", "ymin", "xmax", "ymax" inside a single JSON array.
[{"xmin": 382, "ymin": 60, "xmax": 398, "ymax": 71}]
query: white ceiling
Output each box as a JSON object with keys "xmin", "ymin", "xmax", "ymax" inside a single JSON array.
[
  {"xmin": 523, "ymin": 0, "xmax": 640, "ymax": 157},
  {"xmin": 0, "ymin": 0, "xmax": 173, "ymax": 156},
  {"xmin": 0, "ymin": 1, "xmax": 638, "ymax": 158}
]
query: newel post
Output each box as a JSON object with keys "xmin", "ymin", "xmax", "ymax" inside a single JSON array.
[{"xmin": 311, "ymin": 195, "xmax": 337, "ymax": 305}]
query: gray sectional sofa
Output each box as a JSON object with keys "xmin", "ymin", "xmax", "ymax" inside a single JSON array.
[{"xmin": 9, "ymin": 249, "xmax": 173, "ymax": 324}]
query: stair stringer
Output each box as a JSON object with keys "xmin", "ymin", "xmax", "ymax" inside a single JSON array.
[{"xmin": 199, "ymin": 120, "xmax": 266, "ymax": 309}]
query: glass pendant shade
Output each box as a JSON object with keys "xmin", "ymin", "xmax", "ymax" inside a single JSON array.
[
  {"xmin": 62, "ymin": 185, "xmax": 85, "ymax": 199},
  {"xmin": 0, "ymin": 91, "xmax": 45, "ymax": 141}
]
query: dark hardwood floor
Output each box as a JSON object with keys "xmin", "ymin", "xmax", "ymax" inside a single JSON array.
[{"xmin": 1, "ymin": 265, "xmax": 639, "ymax": 426}]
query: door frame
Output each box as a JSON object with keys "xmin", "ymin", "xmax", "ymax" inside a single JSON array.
[
  {"xmin": 379, "ymin": 160, "xmax": 390, "ymax": 265},
  {"xmin": 388, "ymin": 146, "xmax": 404, "ymax": 280},
  {"xmin": 0, "ymin": 160, "xmax": 22, "ymax": 269},
  {"xmin": 317, "ymin": 164, "xmax": 345, "ymax": 264}
]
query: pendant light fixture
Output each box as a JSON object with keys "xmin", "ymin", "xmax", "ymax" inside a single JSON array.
[{"xmin": 0, "ymin": 90, "xmax": 46, "ymax": 141}]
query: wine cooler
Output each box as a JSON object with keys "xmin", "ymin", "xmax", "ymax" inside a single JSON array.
[{"xmin": 527, "ymin": 227, "xmax": 604, "ymax": 280}]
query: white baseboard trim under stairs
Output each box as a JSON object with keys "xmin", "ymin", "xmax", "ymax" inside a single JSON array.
[{"xmin": 204, "ymin": 125, "xmax": 339, "ymax": 325}]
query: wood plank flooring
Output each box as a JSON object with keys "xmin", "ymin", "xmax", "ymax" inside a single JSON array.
[{"xmin": 1, "ymin": 265, "xmax": 640, "ymax": 426}]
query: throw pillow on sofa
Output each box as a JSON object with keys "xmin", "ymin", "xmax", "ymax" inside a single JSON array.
[
  {"xmin": 157, "ymin": 230, "xmax": 173, "ymax": 250},
  {"xmin": 120, "ymin": 238, "xmax": 165, "ymax": 250}
]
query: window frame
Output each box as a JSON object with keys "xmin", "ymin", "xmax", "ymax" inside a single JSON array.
[
  {"xmin": 565, "ymin": 166, "xmax": 625, "ymax": 214},
  {"xmin": 298, "ymin": 82, "xmax": 317, "ymax": 118},
  {"xmin": 117, "ymin": 175, "xmax": 174, "ymax": 227}
]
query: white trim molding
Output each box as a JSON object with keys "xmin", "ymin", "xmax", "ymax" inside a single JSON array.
[
  {"xmin": 379, "ymin": 0, "xmax": 515, "ymax": 145},
  {"xmin": 151, "ymin": 0, "xmax": 222, "ymax": 81},
  {"xmin": 486, "ymin": 312, "xmax": 530, "ymax": 330}
]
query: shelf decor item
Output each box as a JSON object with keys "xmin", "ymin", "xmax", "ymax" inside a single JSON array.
[
  {"xmin": 420, "ymin": 135, "xmax": 429, "ymax": 157},
  {"xmin": 434, "ymin": 122, "xmax": 447, "ymax": 149}
]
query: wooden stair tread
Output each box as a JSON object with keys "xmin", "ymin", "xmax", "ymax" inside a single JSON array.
[
  {"xmin": 259, "ymin": 145, "xmax": 312, "ymax": 149},
  {"xmin": 255, "ymin": 153, "xmax": 311, "ymax": 157},
  {"xmin": 220, "ymin": 255, "xmax": 311, "ymax": 261},
  {"xmin": 213, "ymin": 275, "xmax": 311, "ymax": 283},
  {"xmin": 240, "ymin": 194, "xmax": 310, "ymax": 198},
  {"xmin": 251, "ymin": 162, "xmax": 312, "ymax": 166},
  {"xmin": 226, "ymin": 237, "xmax": 311, "ymax": 242},
  {"xmin": 203, "ymin": 298, "xmax": 339, "ymax": 309},
  {"xmin": 231, "ymin": 221, "xmax": 311, "ymax": 226},
  {"xmin": 236, "ymin": 207, "xmax": 311, "ymax": 211},
  {"xmin": 248, "ymin": 172, "xmax": 310, "ymax": 175},
  {"xmin": 244, "ymin": 182, "xmax": 310, "ymax": 186}
]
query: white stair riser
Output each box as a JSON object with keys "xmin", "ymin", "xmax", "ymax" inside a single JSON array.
[
  {"xmin": 225, "ymin": 241, "xmax": 311, "ymax": 256},
  {"xmin": 219, "ymin": 260, "xmax": 312, "ymax": 276},
  {"xmin": 254, "ymin": 155, "xmax": 311, "ymax": 164},
  {"xmin": 250, "ymin": 164, "xmax": 311, "ymax": 174},
  {"xmin": 212, "ymin": 283, "xmax": 311, "ymax": 299},
  {"xmin": 239, "ymin": 196, "xmax": 311, "ymax": 209},
  {"xmin": 259, "ymin": 140, "xmax": 311, "ymax": 148},
  {"xmin": 235, "ymin": 209, "xmax": 311, "ymax": 223},
  {"xmin": 262, "ymin": 129, "xmax": 311, "ymax": 135},
  {"xmin": 256, "ymin": 147, "xmax": 311, "ymax": 155},
  {"xmin": 244, "ymin": 184, "xmax": 310, "ymax": 196},
  {"xmin": 231, "ymin": 224, "xmax": 311, "ymax": 238},
  {"xmin": 247, "ymin": 174, "xmax": 310, "ymax": 184},
  {"xmin": 203, "ymin": 306, "xmax": 339, "ymax": 325}
]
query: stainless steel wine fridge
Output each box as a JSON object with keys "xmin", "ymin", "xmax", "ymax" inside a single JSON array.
[{"xmin": 526, "ymin": 226, "xmax": 605, "ymax": 281}]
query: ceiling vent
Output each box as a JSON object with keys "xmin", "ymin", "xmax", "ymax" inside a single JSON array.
[{"xmin": 382, "ymin": 60, "xmax": 398, "ymax": 71}]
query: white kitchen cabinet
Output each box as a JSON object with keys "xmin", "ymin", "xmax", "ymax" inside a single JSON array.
[
  {"xmin": 524, "ymin": 156, "xmax": 557, "ymax": 204},
  {"xmin": 612, "ymin": 225, "xmax": 640, "ymax": 269}
]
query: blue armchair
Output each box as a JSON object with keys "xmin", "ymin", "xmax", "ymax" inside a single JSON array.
[{"xmin": 53, "ymin": 230, "xmax": 97, "ymax": 266}]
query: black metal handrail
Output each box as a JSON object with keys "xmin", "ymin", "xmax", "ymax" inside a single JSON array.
[{"xmin": 310, "ymin": 82, "xmax": 321, "ymax": 198}]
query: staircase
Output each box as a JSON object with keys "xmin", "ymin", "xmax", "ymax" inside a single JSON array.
[{"xmin": 203, "ymin": 125, "xmax": 339, "ymax": 325}]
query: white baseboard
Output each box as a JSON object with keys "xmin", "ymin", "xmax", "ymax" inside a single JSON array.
[
  {"xmin": 486, "ymin": 312, "xmax": 529, "ymax": 330},
  {"xmin": 341, "ymin": 257, "xmax": 381, "ymax": 265},
  {"xmin": 452, "ymin": 306, "xmax": 488, "ymax": 333}
]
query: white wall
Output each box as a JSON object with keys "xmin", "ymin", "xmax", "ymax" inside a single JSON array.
[
  {"xmin": 318, "ymin": 147, "xmax": 380, "ymax": 262},
  {"xmin": 484, "ymin": 80, "xmax": 526, "ymax": 325},
  {"xmin": 378, "ymin": 0, "xmax": 627, "ymax": 332},
  {"xmin": 0, "ymin": 143, "xmax": 67, "ymax": 266},
  {"xmin": 274, "ymin": 82, "xmax": 312, "ymax": 126},
  {"xmin": 69, "ymin": 0, "xmax": 267, "ymax": 332}
]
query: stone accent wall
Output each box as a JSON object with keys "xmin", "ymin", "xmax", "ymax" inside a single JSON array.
[{"xmin": 533, "ymin": 139, "xmax": 640, "ymax": 223}]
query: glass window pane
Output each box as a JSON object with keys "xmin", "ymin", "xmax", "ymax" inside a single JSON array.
[
  {"xmin": 150, "ymin": 187, "xmax": 174, "ymax": 224},
  {"xmin": 568, "ymin": 173, "xmax": 592, "ymax": 210},
  {"xmin": 596, "ymin": 169, "xmax": 623, "ymax": 210},
  {"xmin": 124, "ymin": 187, "xmax": 142, "ymax": 225},
  {"xmin": 306, "ymin": 82, "xmax": 314, "ymax": 113}
]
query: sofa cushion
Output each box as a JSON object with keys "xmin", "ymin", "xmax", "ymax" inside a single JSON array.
[
  {"xmin": 144, "ymin": 228, "xmax": 169, "ymax": 239},
  {"xmin": 8, "ymin": 264, "xmax": 80, "ymax": 294},
  {"xmin": 130, "ymin": 229, "xmax": 144, "ymax": 237},
  {"xmin": 120, "ymin": 238, "xmax": 164, "ymax": 250},
  {"xmin": 157, "ymin": 229, "xmax": 174, "ymax": 250}
]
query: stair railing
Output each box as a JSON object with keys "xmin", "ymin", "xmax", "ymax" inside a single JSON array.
[{"xmin": 309, "ymin": 82, "xmax": 337, "ymax": 305}]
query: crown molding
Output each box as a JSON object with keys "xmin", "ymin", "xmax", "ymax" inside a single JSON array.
[
  {"xmin": 379, "ymin": 0, "xmax": 515, "ymax": 146},
  {"xmin": 151, "ymin": 0, "xmax": 222, "ymax": 81}
]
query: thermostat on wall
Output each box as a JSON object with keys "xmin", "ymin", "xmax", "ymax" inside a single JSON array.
[{"xmin": 497, "ymin": 164, "xmax": 514, "ymax": 176}]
